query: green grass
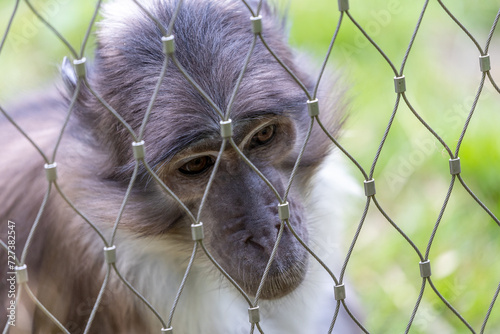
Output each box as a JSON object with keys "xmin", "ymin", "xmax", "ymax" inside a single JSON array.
[{"xmin": 1, "ymin": 1, "xmax": 499, "ymax": 333}]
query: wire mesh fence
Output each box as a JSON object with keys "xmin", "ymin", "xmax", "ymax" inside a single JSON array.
[{"xmin": 0, "ymin": 0, "xmax": 499, "ymax": 333}]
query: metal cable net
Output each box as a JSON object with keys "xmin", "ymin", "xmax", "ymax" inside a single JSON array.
[{"xmin": 0, "ymin": 0, "xmax": 499, "ymax": 333}]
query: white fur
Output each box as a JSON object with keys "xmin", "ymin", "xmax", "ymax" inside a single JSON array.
[{"xmin": 111, "ymin": 151, "xmax": 362, "ymax": 333}]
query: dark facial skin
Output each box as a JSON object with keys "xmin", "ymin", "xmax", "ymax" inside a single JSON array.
[{"xmin": 159, "ymin": 115, "xmax": 310, "ymax": 299}]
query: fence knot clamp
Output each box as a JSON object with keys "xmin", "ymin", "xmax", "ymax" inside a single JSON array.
[
  {"xmin": 44, "ymin": 163, "xmax": 58, "ymax": 182},
  {"xmin": 248, "ymin": 306, "xmax": 260, "ymax": 324},
  {"xmin": 162, "ymin": 35, "xmax": 176, "ymax": 55},
  {"xmin": 104, "ymin": 245, "xmax": 117, "ymax": 264},
  {"xmin": 278, "ymin": 202, "xmax": 290, "ymax": 221},
  {"xmin": 191, "ymin": 222, "xmax": 204, "ymax": 241},
  {"xmin": 479, "ymin": 54, "xmax": 491, "ymax": 72},
  {"xmin": 132, "ymin": 140, "xmax": 146, "ymax": 160},
  {"xmin": 15, "ymin": 264, "xmax": 29, "ymax": 284},
  {"xmin": 419, "ymin": 260, "xmax": 432, "ymax": 278},
  {"xmin": 338, "ymin": 0, "xmax": 349, "ymax": 12},
  {"xmin": 307, "ymin": 99, "xmax": 320, "ymax": 117},
  {"xmin": 161, "ymin": 328, "xmax": 173, "ymax": 333},
  {"xmin": 449, "ymin": 157, "xmax": 461, "ymax": 175},
  {"xmin": 394, "ymin": 75, "xmax": 406, "ymax": 93},
  {"xmin": 220, "ymin": 119, "xmax": 233, "ymax": 139},
  {"xmin": 73, "ymin": 58, "xmax": 87, "ymax": 78},
  {"xmin": 364, "ymin": 179, "xmax": 376, "ymax": 197},
  {"xmin": 250, "ymin": 15, "xmax": 262, "ymax": 34},
  {"xmin": 334, "ymin": 284, "xmax": 346, "ymax": 300}
]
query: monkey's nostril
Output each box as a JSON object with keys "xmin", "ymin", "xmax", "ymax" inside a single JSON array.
[
  {"xmin": 244, "ymin": 236, "xmax": 265, "ymax": 252},
  {"xmin": 275, "ymin": 223, "xmax": 282, "ymax": 237}
]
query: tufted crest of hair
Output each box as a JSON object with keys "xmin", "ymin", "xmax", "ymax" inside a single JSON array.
[{"xmin": 62, "ymin": 0, "xmax": 344, "ymax": 182}]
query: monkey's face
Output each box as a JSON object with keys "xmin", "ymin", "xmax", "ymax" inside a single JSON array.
[
  {"xmin": 80, "ymin": 0, "xmax": 337, "ymax": 301},
  {"xmin": 156, "ymin": 113, "xmax": 311, "ymax": 299}
]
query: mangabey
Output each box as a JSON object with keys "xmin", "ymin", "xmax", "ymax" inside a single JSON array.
[{"xmin": 0, "ymin": 0, "xmax": 362, "ymax": 333}]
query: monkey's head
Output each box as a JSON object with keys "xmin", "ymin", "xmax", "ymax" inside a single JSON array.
[{"xmin": 66, "ymin": 0, "xmax": 343, "ymax": 300}]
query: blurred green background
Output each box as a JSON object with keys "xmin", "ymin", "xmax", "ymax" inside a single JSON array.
[{"xmin": 1, "ymin": 1, "xmax": 499, "ymax": 333}]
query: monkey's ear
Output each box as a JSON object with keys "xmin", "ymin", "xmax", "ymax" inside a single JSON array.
[{"xmin": 61, "ymin": 56, "xmax": 77, "ymax": 94}]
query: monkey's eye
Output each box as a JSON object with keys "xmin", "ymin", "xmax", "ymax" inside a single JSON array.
[
  {"xmin": 179, "ymin": 156, "xmax": 215, "ymax": 175},
  {"xmin": 249, "ymin": 124, "xmax": 276, "ymax": 149}
]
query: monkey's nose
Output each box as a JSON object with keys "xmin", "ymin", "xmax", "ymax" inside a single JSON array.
[
  {"xmin": 244, "ymin": 236, "xmax": 266, "ymax": 253},
  {"xmin": 244, "ymin": 229, "xmax": 280, "ymax": 256},
  {"xmin": 275, "ymin": 223, "xmax": 283, "ymax": 237}
]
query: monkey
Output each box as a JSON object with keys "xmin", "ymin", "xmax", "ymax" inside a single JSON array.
[{"xmin": 0, "ymin": 0, "xmax": 362, "ymax": 333}]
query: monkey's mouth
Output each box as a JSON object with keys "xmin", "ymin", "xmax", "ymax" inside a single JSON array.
[
  {"xmin": 240, "ymin": 249, "xmax": 309, "ymax": 300},
  {"xmin": 213, "ymin": 228, "xmax": 310, "ymax": 300}
]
